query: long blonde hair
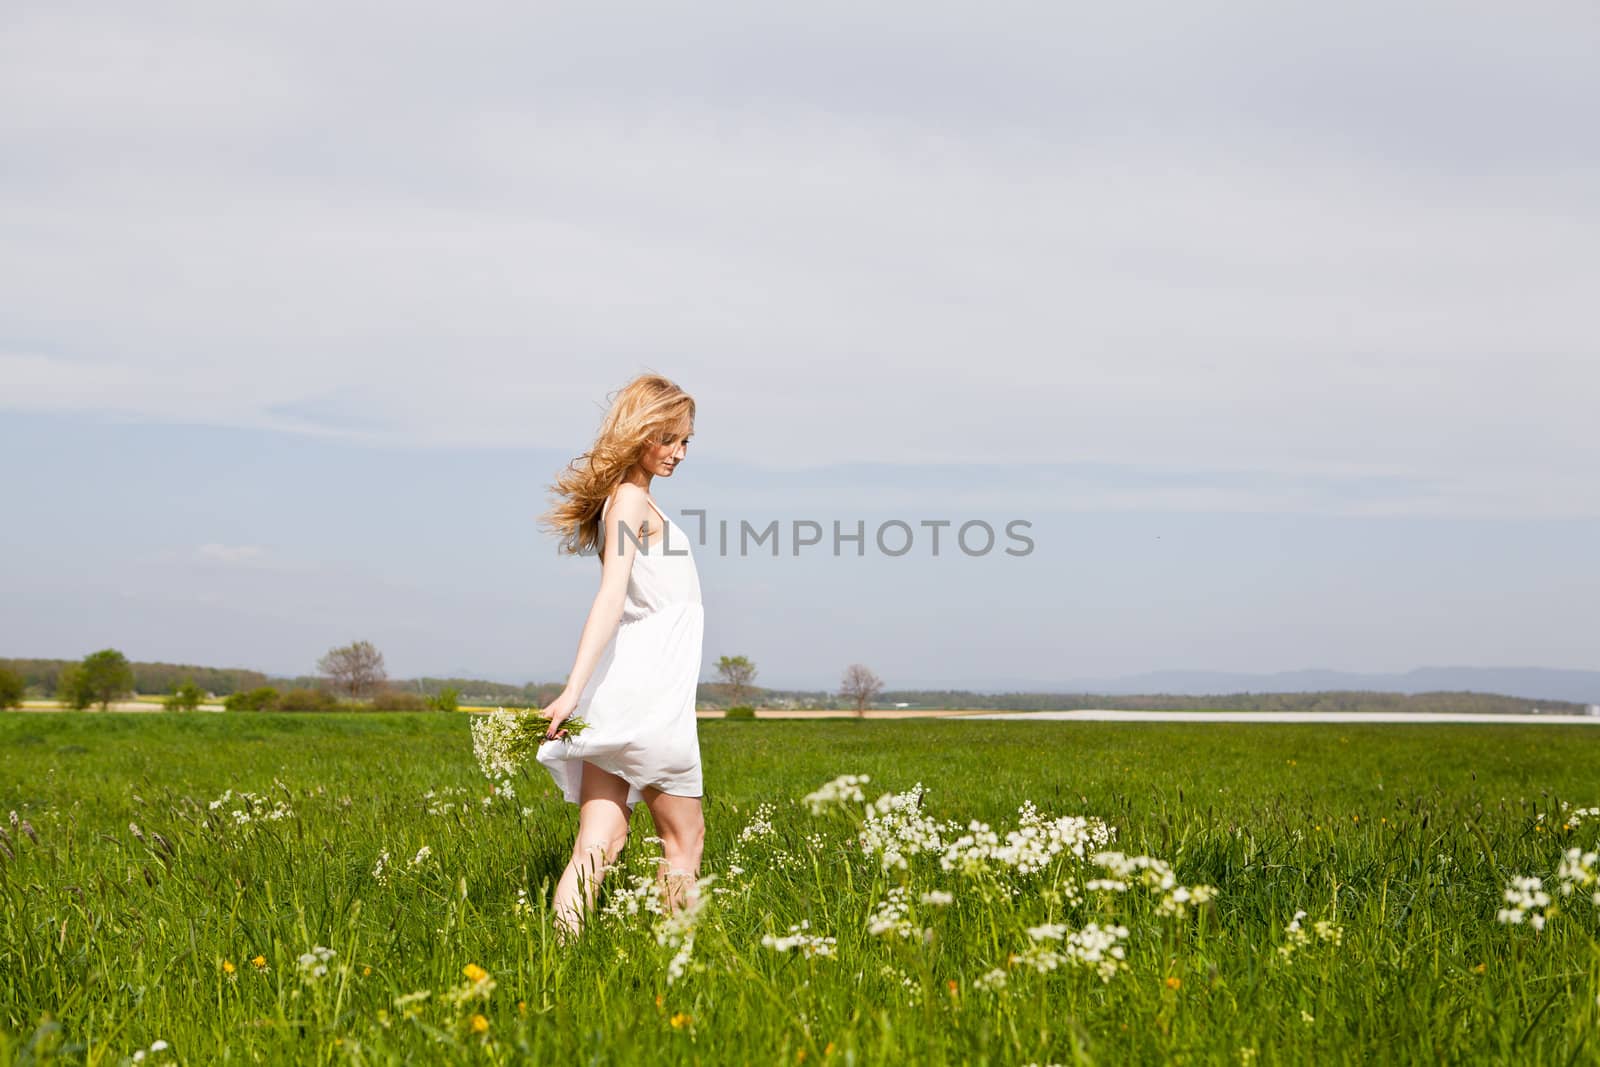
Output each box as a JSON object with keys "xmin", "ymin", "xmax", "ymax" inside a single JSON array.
[{"xmin": 541, "ymin": 373, "xmax": 696, "ymax": 557}]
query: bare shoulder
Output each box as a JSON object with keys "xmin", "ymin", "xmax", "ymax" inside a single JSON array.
[{"xmin": 602, "ymin": 483, "xmax": 653, "ymax": 555}]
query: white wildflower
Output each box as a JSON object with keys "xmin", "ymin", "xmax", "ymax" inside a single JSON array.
[
  {"xmin": 761, "ymin": 919, "xmax": 838, "ymax": 958},
  {"xmin": 803, "ymin": 773, "xmax": 872, "ymax": 815}
]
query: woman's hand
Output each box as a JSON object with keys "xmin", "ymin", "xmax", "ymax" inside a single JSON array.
[{"xmin": 541, "ymin": 690, "xmax": 580, "ymax": 741}]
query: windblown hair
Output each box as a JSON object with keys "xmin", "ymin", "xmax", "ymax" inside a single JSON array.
[{"xmin": 540, "ymin": 373, "xmax": 696, "ymax": 558}]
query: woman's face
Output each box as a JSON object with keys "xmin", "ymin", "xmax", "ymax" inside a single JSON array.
[{"xmin": 641, "ymin": 422, "xmax": 692, "ymax": 477}]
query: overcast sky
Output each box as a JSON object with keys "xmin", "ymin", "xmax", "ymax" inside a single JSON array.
[{"xmin": 3, "ymin": 3, "xmax": 1596, "ymax": 689}]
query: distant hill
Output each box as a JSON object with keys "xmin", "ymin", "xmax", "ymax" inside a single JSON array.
[{"xmin": 965, "ymin": 667, "xmax": 1600, "ymax": 705}]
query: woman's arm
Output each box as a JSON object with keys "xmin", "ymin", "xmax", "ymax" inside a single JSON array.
[{"xmin": 542, "ymin": 483, "xmax": 652, "ymax": 737}]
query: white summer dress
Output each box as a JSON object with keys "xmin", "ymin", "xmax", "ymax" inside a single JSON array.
[{"xmin": 536, "ymin": 491, "xmax": 705, "ymax": 809}]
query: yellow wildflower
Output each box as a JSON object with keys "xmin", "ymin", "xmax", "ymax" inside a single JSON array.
[
  {"xmin": 463, "ymin": 963, "xmax": 489, "ymax": 984},
  {"xmin": 470, "ymin": 1014, "xmax": 489, "ymax": 1033},
  {"xmin": 1164, "ymin": 976, "xmax": 1182, "ymax": 990},
  {"xmin": 222, "ymin": 959, "xmax": 236, "ymax": 975},
  {"xmin": 362, "ymin": 966, "xmax": 372, "ymax": 977},
  {"xmin": 251, "ymin": 955, "xmax": 267, "ymax": 969},
  {"xmin": 824, "ymin": 1043, "xmax": 836, "ymax": 1056},
  {"xmin": 670, "ymin": 1013, "xmax": 692, "ymax": 1030}
]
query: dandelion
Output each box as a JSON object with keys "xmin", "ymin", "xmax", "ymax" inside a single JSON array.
[
  {"xmin": 221, "ymin": 959, "xmax": 236, "ymax": 981},
  {"xmin": 250, "ymin": 955, "xmax": 268, "ymax": 970},
  {"xmin": 470, "ymin": 1014, "xmax": 489, "ymax": 1034},
  {"xmin": 463, "ymin": 963, "xmax": 490, "ymax": 984},
  {"xmin": 1165, "ymin": 976, "xmax": 1182, "ymax": 990},
  {"xmin": 670, "ymin": 1012, "xmax": 693, "ymax": 1029}
]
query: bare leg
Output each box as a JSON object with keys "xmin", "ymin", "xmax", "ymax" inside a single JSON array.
[
  {"xmin": 551, "ymin": 761, "xmax": 632, "ymax": 942},
  {"xmin": 641, "ymin": 787, "xmax": 706, "ymax": 914}
]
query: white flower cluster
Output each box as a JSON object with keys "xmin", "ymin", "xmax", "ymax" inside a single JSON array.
[
  {"xmin": 1536, "ymin": 802, "xmax": 1600, "ymax": 829},
  {"xmin": 409, "ymin": 845, "xmax": 433, "ymax": 869},
  {"xmin": 972, "ymin": 967, "xmax": 1008, "ymax": 991},
  {"xmin": 297, "ymin": 945, "xmax": 336, "ymax": 980},
  {"xmin": 1090, "ymin": 852, "xmax": 1216, "ymax": 918},
  {"xmin": 1007, "ymin": 922, "xmax": 1128, "ymax": 981},
  {"xmin": 940, "ymin": 803, "xmax": 1114, "ymax": 877},
  {"xmin": 207, "ymin": 788, "xmax": 294, "ymax": 826},
  {"xmin": 372, "ymin": 850, "xmax": 391, "ymax": 885},
  {"xmin": 656, "ymin": 879, "xmax": 716, "ymax": 985},
  {"xmin": 1065, "ymin": 922, "xmax": 1131, "ymax": 982},
  {"xmin": 1556, "ymin": 848, "xmax": 1600, "ymax": 905},
  {"xmin": 920, "ymin": 889, "xmax": 954, "ymax": 907},
  {"xmin": 760, "ymin": 919, "xmax": 838, "ymax": 958},
  {"xmin": 422, "ymin": 786, "xmax": 473, "ymax": 816},
  {"xmin": 803, "ymin": 774, "xmax": 872, "ymax": 815},
  {"xmin": 867, "ymin": 886, "xmax": 925, "ymax": 939},
  {"xmin": 859, "ymin": 784, "xmax": 946, "ymax": 871},
  {"xmin": 1278, "ymin": 909, "xmax": 1344, "ymax": 959},
  {"xmin": 469, "ymin": 707, "xmax": 564, "ymax": 779},
  {"xmin": 1496, "ymin": 876, "xmax": 1551, "ymax": 930},
  {"xmin": 130, "ymin": 1039, "xmax": 171, "ymax": 1063},
  {"xmin": 737, "ymin": 803, "xmax": 777, "ymax": 843},
  {"xmin": 602, "ymin": 872, "xmax": 667, "ymax": 920}
]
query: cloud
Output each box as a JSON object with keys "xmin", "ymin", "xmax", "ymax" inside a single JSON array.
[
  {"xmin": 1, "ymin": 3, "xmax": 1596, "ymax": 518},
  {"xmin": 196, "ymin": 543, "xmax": 266, "ymax": 566}
]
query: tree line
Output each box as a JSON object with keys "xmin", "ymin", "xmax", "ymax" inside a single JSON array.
[{"xmin": 1, "ymin": 651, "xmax": 1581, "ymax": 717}]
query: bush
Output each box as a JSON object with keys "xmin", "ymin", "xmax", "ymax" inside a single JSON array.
[
  {"xmin": 55, "ymin": 663, "xmax": 90, "ymax": 710},
  {"xmin": 725, "ymin": 705, "xmax": 757, "ymax": 720},
  {"xmin": 164, "ymin": 680, "xmax": 204, "ymax": 713},
  {"xmin": 0, "ymin": 666, "xmax": 24, "ymax": 709},
  {"xmin": 370, "ymin": 689, "xmax": 429, "ymax": 711},
  {"xmin": 427, "ymin": 686, "xmax": 460, "ymax": 713},
  {"xmin": 276, "ymin": 687, "xmax": 339, "ymax": 712},
  {"xmin": 224, "ymin": 687, "xmax": 280, "ymax": 712}
]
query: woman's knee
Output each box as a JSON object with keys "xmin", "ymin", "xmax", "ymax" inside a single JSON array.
[{"xmin": 663, "ymin": 821, "xmax": 704, "ymax": 864}]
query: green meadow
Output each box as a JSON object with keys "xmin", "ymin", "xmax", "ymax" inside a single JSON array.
[{"xmin": 2, "ymin": 713, "xmax": 1598, "ymax": 1065}]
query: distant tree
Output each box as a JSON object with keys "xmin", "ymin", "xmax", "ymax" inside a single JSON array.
[
  {"xmin": 0, "ymin": 666, "xmax": 24, "ymax": 710},
  {"xmin": 715, "ymin": 655, "xmax": 759, "ymax": 708},
  {"xmin": 317, "ymin": 640, "xmax": 387, "ymax": 699},
  {"xmin": 428, "ymin": 686, "xmax": 460, "ymax": 713},
  {"xmin": 839, "ymin": 664, "xmax": 883, "ymax": 718},
  {"xmin": 55, "ymin": 663, "xmax": 89, "ymax": 709},
  {"xmin": 164, "ymin": 679, "xmax": 204, "ymax": 713},
  {"xmin": 78, "ymin": 649, "xmax": 136, "ymax": 711},
  {"xmin": 224, "ymin": 687, "xmax": 280, "ymax": 712}
]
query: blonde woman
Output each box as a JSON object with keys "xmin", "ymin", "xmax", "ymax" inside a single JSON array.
[{"xmin": 536, "ymin": 374, "xmax": 705, "ymax": 940}]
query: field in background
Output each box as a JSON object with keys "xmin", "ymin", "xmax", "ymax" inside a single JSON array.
[{"xmin": 3, "ymin": 714, "xmax": 1599, "ymax": 1063}]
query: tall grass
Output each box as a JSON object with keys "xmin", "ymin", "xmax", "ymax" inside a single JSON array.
[{"xmin": 2, "ymin": 713, "xmax": 1597, "ymax": 1064}]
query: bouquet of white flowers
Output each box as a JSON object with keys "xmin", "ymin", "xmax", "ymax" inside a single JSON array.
[{"xmin": 470, "ymin": 706, "xmax": 589, "ymax": 780}]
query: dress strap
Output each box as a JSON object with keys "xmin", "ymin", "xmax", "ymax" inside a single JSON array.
[{"xmin": 600, "ymin": 488, "xmax": 670, "ymax": 547}]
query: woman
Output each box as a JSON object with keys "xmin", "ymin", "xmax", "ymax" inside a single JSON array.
[{"xmin": 535, "ymin": 373, "xmax": 706, "ymax": 941}]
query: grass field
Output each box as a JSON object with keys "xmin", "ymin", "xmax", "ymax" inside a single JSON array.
[{"xmin": 2, "ymin": 713, "xmax": 1598, "ymax": 1065}]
